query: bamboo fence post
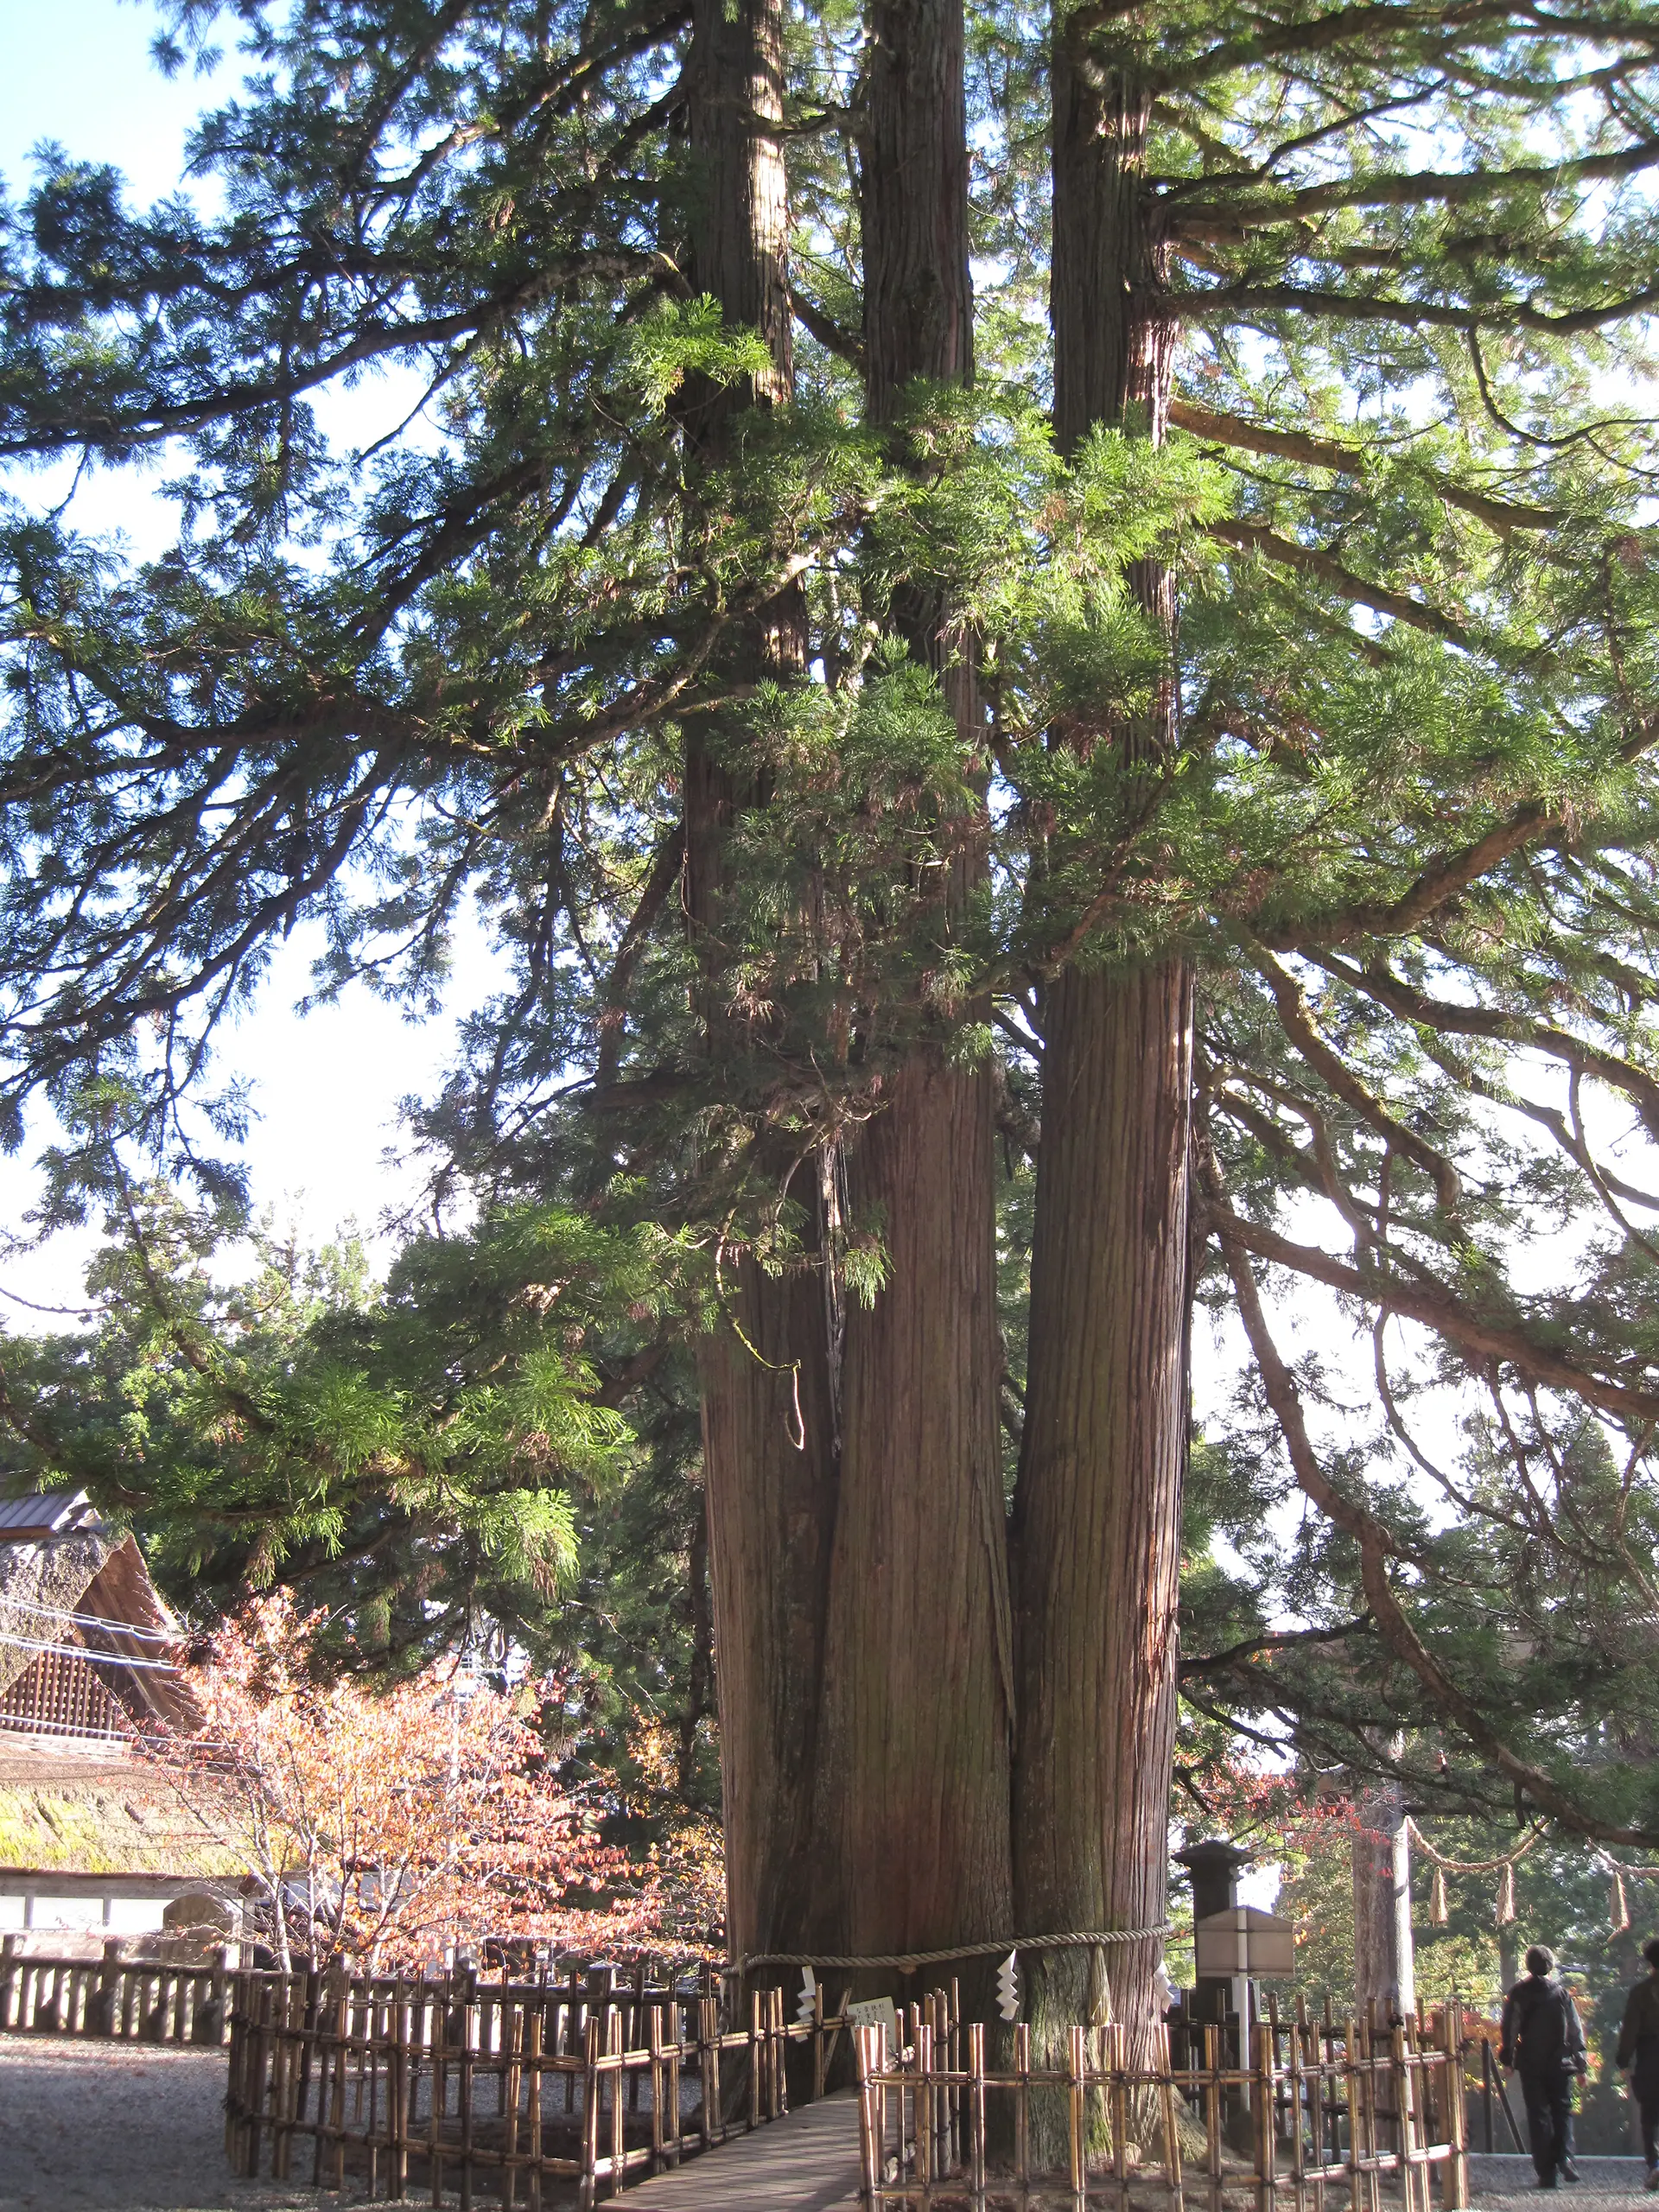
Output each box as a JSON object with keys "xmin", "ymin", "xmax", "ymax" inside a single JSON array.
[
  {"xmin": 1287, "ymin": 1995, "xmax": 1308, "ymax": 2212},
  {"xmin": 747, "ymin": 1986, "xmax": 761, "ymax": 2133},
  {"xmin": 1156, "ymin": 2016, "xmax": 1185, "ymax": 2212},
  {"xmin": 500, "ymin": 2000, "xmax": 523, "ymax": 2212},
  {"xmin": 1255, "ymin": 2010, "xmax": 1279, "ymax": 2212},
  {"xmin": 1407, "ymin": 2017, "xmax": 1433, "ymax": 2212},
  {"xmin": 395, "ymin": 1978, "xmax": 413, "ymax": 2202},
  {"xmin": 265, "ymin": 1981, "xmax": 285, "ymax": 2182},
  {"xmin": 1343, "ymin": 2017, "xmax": 1364, "ymax": 2212},
  {"xmin": 428, "ymin": 1984, "xmax": 446, "ymax": 2209},
  {"xmin": 245, "ymin": 1978, "xmax": 269, "ymax": 2182},
  {"xmin": 527, "ymin": 2005, "xmax": 545, "ymax": 2212},
  {"xmin": 0, "ymin": 1934, "xmax": 16, "ymax": 2031},
  {"xmin": 713, "ymin": 1991, "xmax": 729, "ymax": 2148},
  {"xmin": 855, "ymin": 2025, "xmax": 880, "ymax": 2207},
  {"xmin": 608, "ymin": 2005, "xmax": 626, "ymax": 2195},
  {"xmin": 963, "ymin": 2019, "xmax": 985, "ymax": 2210},
  {"xmin": 1065, "ymin": 2021, "xmax": 1087, "ymax": 2212},
  {"xmin": 579, "ymin": 2012, "xmax": 600, "ymax": 2211},
  {"xmin": 911, "ymin": 2013, "xmax": 930, "ymax": 2196},
  {"xmin": 1204, "ymin": 2020, "xmax": 1224, "ymax": 2212},
  {"xmin": 225, "ymin": 1987, "xmax": 244, "ymax": 2174},
  {"xmin": 458, "ymin": 1992, "xmax": 476, "ymax": 2212},
  {"xmin": 1443, "ymin": 2000, "xmax": 1469, "ymax": 2210},
  {"xmin": 647, "ymin": 2003, "xmax": 665, "ymax": 2175},
  {"xmin": 308, "ymin": 1989, "xmax": 330, "ymax": 2190},
  {"xmin": 666, "ymin": 1994, "xmax": 683, "ymax": 2168},
  {"xmin": 1010, "ymin": 2018, "xmax": 1030, "ymax": 2202},
  {"xmin": 1108, "ymin": 2018, "xmax": 1128, "ymax": 2211}
]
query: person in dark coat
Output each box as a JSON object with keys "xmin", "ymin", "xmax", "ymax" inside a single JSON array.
[
  {"xmin": 1616, "ymin": 1936, "xmax": 1659, "ymax": 2187},
  {"xmin": 1501, "ymin": 1945, "xmax": 1587, "ymax": 2188}
]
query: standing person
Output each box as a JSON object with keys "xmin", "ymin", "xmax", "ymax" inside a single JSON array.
[
  {"xmin": 1502, "ymin": 1945, "xmax": 1588, "ymax": 2189},
  {"xmin": 1616, "ymin": 1937, "xmax": 1659, "ymax": 2189}
]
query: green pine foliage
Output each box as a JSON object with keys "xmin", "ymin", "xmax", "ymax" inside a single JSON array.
[{"xmin": 4, "ymin": 0, "xmax": 1659, "ymax": 1842}]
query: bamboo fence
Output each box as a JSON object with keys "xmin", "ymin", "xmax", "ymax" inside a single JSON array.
[
  {"xmin": 224, "ymin": 1959, "xmax": 862, "ymax": 2206},
  {"xmin": 0, "ymin": 1934, "xmax": 232, "ymax": 2043},
  {"xmin": 855, "ymin": 1993, "xmax": 1471, "ymax": 2212}
]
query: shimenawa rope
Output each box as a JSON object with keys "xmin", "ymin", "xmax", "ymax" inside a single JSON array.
[{"xmin": 734, "ymin": 1925, "xmax": 1172, "ymax": 1975}]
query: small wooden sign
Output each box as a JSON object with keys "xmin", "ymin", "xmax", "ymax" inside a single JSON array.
[
  {"xmin": 1193, "ymin": 1906, "xmax": 1298, "ymax": 1979},
  {"xmin": 847, "ymin": 1994, "xmax": 900, "ymax": 2049}
]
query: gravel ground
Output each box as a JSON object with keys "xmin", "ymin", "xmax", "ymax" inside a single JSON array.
[{"xmin": 0, "ymin": 2036, "xmax": 329, "ymax": 2212}]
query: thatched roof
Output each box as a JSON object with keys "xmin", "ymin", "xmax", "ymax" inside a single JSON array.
[
  {"xmin": 0, "ymin": 1492, "xmax": 201, "ymax": 1733},
  {"xmin": 0, "ymin": 1766, "xmax": 238, "ymax": 1877}
]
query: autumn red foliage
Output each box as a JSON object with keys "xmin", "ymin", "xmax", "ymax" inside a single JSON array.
[{"xmin": 148, "ymin": 1593, "xmax": 722, "ymax": 1970}]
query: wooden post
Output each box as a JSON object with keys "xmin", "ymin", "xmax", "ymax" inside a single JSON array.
[
  {"xmin": 647, "ymin": 2003, "xmax": 666, "ymax": 2176},
  {"xmin": 1014, "ymin": 2019, "xmax": 1032, "ymax": 2196},
  {"xmin": 1442, "ymin": 2001, "xmax": 1469, "ymax": 2210},
  {"xmin": 1065, "ymin": 2021, "xmax": 1086, "ymax": 2212},
  {"xmin": 608, "ymin": 2005, "xmax": 626, "ymax": 2194},
  {"xmin": 1157, "ymin": 2015, "xmax": 1185, "ymax": 2212},
  {"xmin": 665, "ymin": 1996, "xmax": 683, "ymax": 2169},
  {"xmin": 459, "ymin": 1991, "xmax": 476, "ymax": 2212},
  {"xmin": 1204, "ymin": 2020, "xmax": 1224, "ymax": 2212},
  {"xmin": 580, "ymin": 2013, "xmax": 601, "ymax": 2212},
  {"xmin": 1287, "ymin": 1994, "xmax": 1308, "ymax": 2212},
  {"xmin": 855, "ymin": 2025, "xmax": 880, "ymax": 2207},
  {"xmin": 502, "ymin": 2000, "xmax": 523, "ymax": 2212},
  {"xmin": 527, "ymin": 2005, "xmax": 545, "ymax": 2212},
  {"xmin": 1255, "ymin": 2011, "xmax": 1279, "ymax": 2212},
  {"xmin": 428, "ymin": 1985, "xmax": 445, "ymax": 2209}
]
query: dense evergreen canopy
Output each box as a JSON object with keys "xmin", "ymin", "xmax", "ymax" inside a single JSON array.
[{"xmin": 5, "ymin": 0, "xmax": 1659, "ymax": 2047}]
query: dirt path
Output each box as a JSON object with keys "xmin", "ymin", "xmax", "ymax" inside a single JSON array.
[{"xmin": 0, "ymin": 2035, "xmax": 329, "ymax": 2212}]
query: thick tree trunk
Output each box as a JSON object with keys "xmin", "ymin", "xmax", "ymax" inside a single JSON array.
[
  {"xmin": 810, "ymin": 0, "xmax": 1013, "ymax": 1991},
  {"xmin": 1012, "ymin": 40, "xmax": 1191, "ymax": 2081},
  {"xmin": 1353, "ymin": 1774, "xmax": 1416, "ymax": 2023},
  {"xmin": 679, "ymin": 0, "xmax": 842, "ymax": 1972}
]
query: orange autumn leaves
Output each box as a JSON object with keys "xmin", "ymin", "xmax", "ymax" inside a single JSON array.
[{"xmin": 149, "ymin": 1592, "xmax": 721, "ymax": 1970}]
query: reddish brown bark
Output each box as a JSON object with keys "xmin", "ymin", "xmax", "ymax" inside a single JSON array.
[
  {"xmin": 1012, "ymin": 36, "xmax": 1192, "ymax": 2079},
  {"xmin": 806, "ymin": 0, "xmax": 1013, "ymax": 1990},
  {"xmin": 679, "ymin": 0, "xmax": 840, "ymax": 1970}
]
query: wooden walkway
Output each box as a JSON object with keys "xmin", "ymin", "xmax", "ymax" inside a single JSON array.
[{"xmin": 617, "ymin": 2090, "xmax": 861, "ymax": 2209}]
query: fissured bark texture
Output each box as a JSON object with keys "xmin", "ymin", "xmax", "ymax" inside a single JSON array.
[
  {"xmin": 1014, "ymin": 42, "xmax": 1192, "ymax": 2075},
  {"xmin": 809, "ymin": 0, "xmax": 1013, "ymax": 1994}
]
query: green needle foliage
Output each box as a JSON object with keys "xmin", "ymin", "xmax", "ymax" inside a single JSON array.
[{"xmin": 4, "ymin": 0, "xmax": 1659, "ymax": 1859}]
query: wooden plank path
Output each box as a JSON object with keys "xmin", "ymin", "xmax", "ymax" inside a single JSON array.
[{"xmin": 617, "ymin": 2089, "xmax": 862, "ymax": 2209}]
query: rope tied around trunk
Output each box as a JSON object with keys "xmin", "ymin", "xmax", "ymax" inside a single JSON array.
[{"xmin": 734, "ymin": 1925, "xmax": 1172, "ymax": 1975}]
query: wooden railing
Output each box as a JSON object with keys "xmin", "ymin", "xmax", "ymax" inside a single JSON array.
[
  {"xmin": 855, "ymin": 1994, "xmax": 1470, "ymax": 2212},
  {"xmin": 0, "ymin": 1936, "xmax": 232, "ymax": 2044},
  {"xmin": 226, "ymin": 1961, "xmax": 870, "ymax": 2204}
]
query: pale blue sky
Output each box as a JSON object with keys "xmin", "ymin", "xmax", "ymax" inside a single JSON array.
[{"xmin": 0, "ymin": 3, "xmax": 489, "ymax": 1310}]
